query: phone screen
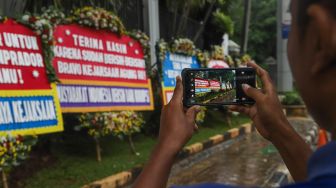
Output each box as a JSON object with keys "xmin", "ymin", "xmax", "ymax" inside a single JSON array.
[{"xmin": 183, "ymin": 68, "xmax": 256, "ymax": 106}]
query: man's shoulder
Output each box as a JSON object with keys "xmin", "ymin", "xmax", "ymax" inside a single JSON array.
[
  {"xmin": 283, "ymin": 179, "xmax": 336, "ymax": 188},
  {"xmin": 171, "ymin": 179, "xmax": 336, "ymax": 188}
]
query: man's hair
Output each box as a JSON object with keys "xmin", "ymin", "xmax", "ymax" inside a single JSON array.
[{"xmin": 297, "ymin": 0, "xmax": 336, "ymax": 30}]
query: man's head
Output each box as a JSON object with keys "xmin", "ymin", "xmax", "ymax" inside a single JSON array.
[{"xmin": 288, "ymin": 0, "xmax": 336, "ymax": 134}]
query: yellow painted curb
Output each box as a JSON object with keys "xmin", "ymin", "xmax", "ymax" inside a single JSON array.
[
  {"xmin": 84, "ymin": 171, "xmax": 132, "ymax": 188},
  {"xmin": 209, "ymin": 134, "xmax": 224, "ymax": 144},
  {"xmin": 228, "ymin": 128, "xmax": 239, "ymax": 138},
  {"xmin": 242, "ymin": 123, "xmax": 252, "ymax": 133},
  {"xmin": 185, "ymin": 143, "xmax": 203, "ymax": 154}
]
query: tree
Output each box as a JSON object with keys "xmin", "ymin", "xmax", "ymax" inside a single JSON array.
[
  {"xmin": 211, "ymin": 10, "xmax": 234, "ymax": 36},
  {"xmin": 228, "ymin": 0, "xmax": 276, "ymax": 62},
  {"xmin": 165, "ymin": 0, "xmax": 209, "ymax": 36},
  {"xmin": 248, "ymin": 0, "xmax": 276, "ymax": 62},
  {"xmin": 202, "ymin": 0, "xmax": 237, "ymax": 49}
]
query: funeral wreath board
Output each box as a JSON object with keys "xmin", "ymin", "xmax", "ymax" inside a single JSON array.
[
  {"xmin": 158, "ymin": 39, "xmax": 201, "ymax": 105},
  {"xmin": 53, "ymin": 23, "xmax": 154, "ymax": 112},
  {"xmin": 162, "ymin": 52, "xmax": 199, "ymax": 104},
  {"xmin": 0, "ymin": 19, "xmax": 63, "ymax": 135}
]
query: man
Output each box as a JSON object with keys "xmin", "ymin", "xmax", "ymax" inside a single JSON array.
[{"xmin": 134, "ymin": 0, "xmax": 336, "ymax": 187}]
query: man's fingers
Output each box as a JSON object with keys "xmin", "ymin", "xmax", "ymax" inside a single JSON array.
[
  {"xmin": 229, "ymin": 105, "xmax": 251, "ymax": 116},
  {"xmin": 247, "ymin": 61, "xmax": 273, "ymax": 93},
  {"xmin": 186, "ymin": 105, "xmax": 201, "ymax": 125},
  {"xmin": 171, "ymin": 76, "xmax": 183, "ymax": 104},
  {"xmin": 242, "ymin": 84, "xmax": 263, "ymax": 100}
]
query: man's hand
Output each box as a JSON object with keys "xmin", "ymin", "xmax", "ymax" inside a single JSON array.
[
  {"xmin": 159, "ymin": 76, "xmax": 201, "ymax": 154},
  {"xmin": 230, "ymin": 61, "xmax": 312, "ymax": 181},
  {"xmin": 229, "ymin": 61, "xmax": 292, "ymax": 141}
]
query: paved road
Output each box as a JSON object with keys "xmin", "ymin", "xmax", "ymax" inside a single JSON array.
[{"xmin": 167, "ymin": 118, "xmax": 316, "ymax": 188}]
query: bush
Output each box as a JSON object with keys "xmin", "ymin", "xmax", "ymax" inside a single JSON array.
[{"xmin": 281, "ymin": 91, "xmax": 304, "ymax": 105}]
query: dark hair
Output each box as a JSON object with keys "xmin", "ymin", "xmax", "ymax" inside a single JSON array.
[{"xmin": 297, "ymin": 0, "xmax": 336, "ymax": 30}]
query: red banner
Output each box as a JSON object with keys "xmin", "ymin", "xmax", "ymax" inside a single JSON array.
[
  {"xmin": 53, "ymin": 24, "xmax": 153, "ymax": 112},
  {"xmin": 0, "ymin": 19, "xmax": 63, "ymax": 135},
  {"xmin": 0, "ymin": 19, "xmax": 50, "ymax": 90},
  {"xmin": 195, "ymin": 78, "xmax": 220, "ymax": 89},
  {"xmin": 53, "ymin": 24, "xmax": 148, "ymax": 84}
]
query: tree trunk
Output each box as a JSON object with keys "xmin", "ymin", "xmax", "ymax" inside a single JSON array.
[
  {"xmin": 225, "ymin": 113, "xmax": 232, "ymax": 127},
  {"xmin": 240, "ymin": 0, "xmax": 252, "ymax": 55},
  {"xmin": 94, "ymin": 137, "xmax": 102, "ymax": 162},
  {"xmin": 2, "ymin": 170, "xmax": 8, "ymax": 188},
  {"xmin": 193, "ymin": 1, "xmax": 216, "ymax": 42},
  {"xmin": 128, "ymin": 135, "xmax": 139, "ymax": 156},
  {"xmin": 176, "ymin": 1, "xmax": 191, "ymax": 36},
  {"xmin": 172, "ymin": 3, "xmax": 179, "ymax": 35}
]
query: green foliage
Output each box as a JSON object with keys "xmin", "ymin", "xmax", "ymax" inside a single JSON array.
[
  {"xmin": 77, "ymin": 111, "xmax": 145, "ymax": 139},
  {"xmin": 221, "ymin": 0, "xmax": 244, "ymax": 41},
  {"xmin": 247, "ymin": 0, "xmax": 277, "ymax": 62},
  {"xmin": 281, "ymin": 92, "xmax": 304, "ymax": 106},
  {"xmin": 196, "ymin": 107, "xmax": 207, "ymax": 124},
  {"xmin": 212, "ymin": 10, "xmax": 234, "ymax": 36},
  {"xmin": 224, "ymin": 0, "xmax": 276, "ymax": 62}
]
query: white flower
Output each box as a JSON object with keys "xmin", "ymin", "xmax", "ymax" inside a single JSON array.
[
  {"xmin": 0, "ymin": 136, "xmax": 6, "ymax": 143},
  {"xmin": 42, "ymin": 34, "xmax": 48, "ymax": 39},
  {"xmin": 40, "ymin": 19, "xmax": 47, "ymax": 25},
  {"xmin": 86, "ymin": 12, "xmax": 92, "ymax": 17},
  {"xmin": 35, "ymin": 21, "xmax": 42, "ymax": 27},
  {"xmin": 22, "ymin": 15, "xmax": 30, "ymax": 21}
]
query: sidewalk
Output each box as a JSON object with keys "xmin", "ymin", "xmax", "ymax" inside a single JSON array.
[{"xmin": 167, "ymin": 117, "xmax": 317, "ymax": 187}]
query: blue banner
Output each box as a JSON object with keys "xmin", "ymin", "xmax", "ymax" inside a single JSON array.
[
  {"xmin": 162, "ymin": 52, "xmax": 200, "ymax": 87},
  {"xmin": 57, "ymin": 84, "xmax": 152, "ymax": 112},
  {"xmin": 0, "ymin": 96, "xmax": 58, "ymax": 131}
]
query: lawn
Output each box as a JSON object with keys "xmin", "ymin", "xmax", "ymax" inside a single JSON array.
[{"xmin": 22, "ymin": 110, "xmax": 250, "ymax": 188}]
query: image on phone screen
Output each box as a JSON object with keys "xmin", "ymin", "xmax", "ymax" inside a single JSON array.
[{"xmin": 183, "ymin": 68, "xmax": 256, "ymax": 106}]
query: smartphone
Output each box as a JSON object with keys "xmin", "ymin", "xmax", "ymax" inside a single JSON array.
[{"xmin": 182, "ymin": 68, "xmax": 256, "ymax": 107}]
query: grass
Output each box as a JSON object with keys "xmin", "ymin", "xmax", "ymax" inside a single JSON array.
[{"xmin": 23, "ymin": 110, "xmax": 250, "ymax": 188}]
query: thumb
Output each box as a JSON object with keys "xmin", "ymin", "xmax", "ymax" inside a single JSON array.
[
  {"xmin": 171, "ymin": 76, "xmax": 183, "ymax": 103},
  {"xmin": 186, "ymin": 105, "xmax": 201, "ymax": 125},
  {"xmin": 242, "ymin": 84, "xmax": 263, "ymax": 101}
]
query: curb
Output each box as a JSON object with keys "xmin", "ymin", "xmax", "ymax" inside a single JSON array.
[{"xmin": 82, "ymin": 123, "xmax": 253, "ymax": 188}]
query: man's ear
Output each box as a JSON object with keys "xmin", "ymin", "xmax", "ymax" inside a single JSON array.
[{"xmin": 307, "ymin": 4, "xmax": 336, "ymax": 74}]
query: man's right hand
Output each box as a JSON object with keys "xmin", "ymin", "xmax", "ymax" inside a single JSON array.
[
  {"xmin": 230, "ymin": 61, "xmax": 313, "ymax": 181},
  {"xmin": 229, "ymin": 61, "xmax": 293, "ymax": 141}
]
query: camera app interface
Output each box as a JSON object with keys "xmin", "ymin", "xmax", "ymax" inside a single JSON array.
[{"xmin": 188, "ymin": 69, "xmax": 255, "ymax": 105}]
